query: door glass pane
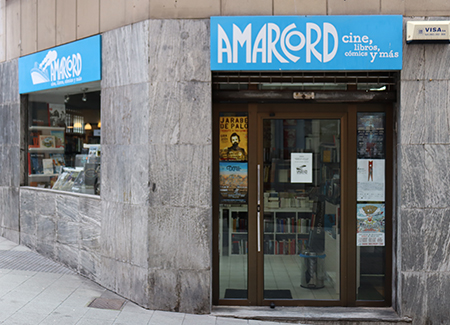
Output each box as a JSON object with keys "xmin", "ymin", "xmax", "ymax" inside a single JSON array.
[
  {"xmin": 263, "ymin": 119, "xmax": 340, "ymax": 300},
  {"xmin": 219, "ymin": 113, "xmax": 249, "ymax": 299},
  {"xmin": 356, "ymin": 112, "xmax": 386, "ymax": 301}
]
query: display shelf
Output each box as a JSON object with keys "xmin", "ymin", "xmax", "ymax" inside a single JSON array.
[
  {"xmin": 28, "ymin": 147, "xmax": 65, "ymax": 153},
  {"xmin": 28, "ymin": 173, "xmax": 59, "ymax": 178},
  {"xmin": 29, "ymin": 126, "xmax": 65, "ymax": 131}
]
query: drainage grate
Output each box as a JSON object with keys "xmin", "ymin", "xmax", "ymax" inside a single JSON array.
[
  {"xmin": 0, "ymin": 250, "xmax": 75, "ymax": 274},
  {"xmin": 88, "ymin": 297, "xmax": 126, "ymax": 310}
]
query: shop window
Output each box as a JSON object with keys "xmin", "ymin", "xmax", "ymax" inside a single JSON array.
[{"xmin": 27, "ymin": 89, "xmax": 101, "ymax": 195}]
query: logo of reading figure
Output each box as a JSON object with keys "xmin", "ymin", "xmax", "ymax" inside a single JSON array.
[{"xmin": 30, "ymin": 50, "xmax": 82, "ymax": 85}]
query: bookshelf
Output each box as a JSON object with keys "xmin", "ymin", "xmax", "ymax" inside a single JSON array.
[{"xmin": 220, "ymin": 206, "xmax": 313, "ymax": 256}]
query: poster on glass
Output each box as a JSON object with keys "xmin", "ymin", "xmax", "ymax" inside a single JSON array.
[
  {"xmin": 357, "ymin": 113, "xmax": 385, "ymax": 159},
  {"xmin": 219, "ymin": 162, "xmax": 248, "ymax": 204},
  {"xmin": 357, "ymin": 159, "xmax": 385, "ymax": 202},
  {"xmin": 219, "ymin": 116, "xmax": 248, "ymax": 161},
  {"xmin": 357, "ymin": 203, "xmax": 385, "ymax": 246}
]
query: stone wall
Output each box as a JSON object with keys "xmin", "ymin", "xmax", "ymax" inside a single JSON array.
[
  {"xmin": 398, "ymin": 18, "xmax": 450, "ymax": 325},
  {"xmin": 100, "ymin": 19, "xmax": 212, "ymax": 312},
  {"xmin": 19, "ymin": 189, "xmax": 102, "ymax": 280},
  {"xmin": 0, "ymin": 59, "xmax": 20, "ymax": 243}
]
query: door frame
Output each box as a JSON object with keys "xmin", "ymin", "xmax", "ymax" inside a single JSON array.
[{"xmin": 212, "ymin": 102, "xmax": 393, "ymax": 307}]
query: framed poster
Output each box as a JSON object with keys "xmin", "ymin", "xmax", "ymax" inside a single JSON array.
[
  {"xmin": 357, "ymin": 159, "xmax": 385, "ymax": 202},
  {"xmin": 219, "ymin": 162, "xmax": 248, "ymax": 204},
  {"xmin": 291, "ymin": 153, "xmax": 313, "ymax": 183},
  {"xmin": 219, "ymin": 116, "xmax": 248, "ymax": 161},
  {"xmin": 357, "ymin": 203, "xmax": 385, "ymax": 246}
]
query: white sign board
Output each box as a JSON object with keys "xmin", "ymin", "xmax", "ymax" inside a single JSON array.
[
  {"xmin": 291, "ymin": 153, "xmax": 313, "ymax": 183},
  {"xmin": 357, "ymin": 159, "xmax": 385, "ymax": 202}
]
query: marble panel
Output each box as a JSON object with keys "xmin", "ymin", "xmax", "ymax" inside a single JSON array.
[
  {"xmin": 80, "ymin": 215, "xmax": 101, "ymax": 251},
  {"xmin": 176, "ymin": 207, "xmax": 211, "ymax": 270},
  {"xmin": 79, "ymin": 250, "xmax": 100, "ymax": 280},
  {"xmin": 2, "ymin": 187, "xmax": 19, "ymax": 230},
  {"xmin": 115, "ymin": 260, "xmax": 132, "ymax": 297},
  {"xmin": 3, "ymin": 229, "xmax": 19, "ymax": 244},
  {"xmin": 99, "ymin": 256, "xmax": 117, "ymax": 292},
  {"xmin": 36, "ymin": 215, "xmax": 56, "ymax": 243},
  {"xmin": 179, "ymin": 81, "xmax": 212, "ymax": 146},
  {"xmin": 99, "ymin": 88, "xmax": 114, "ymax": 145},
  {"xmin": 100, "ymin": 0, "xmax": 127, "ymax": 33},
  {"xmin": 100, "ymin": 200, "xmax": 118, "ymax": 258},
  {"xmin": 76, "ymin": 0, "xmax": 100, "ymax": 39},
  {"xmin": 56, "ymin": 194, "xmax": 80, "ymax": 222},
  {"xmin": 56, "ymin": 220, "xmax": 80, "ymax": 247},
  {"xmin": 178, "ymin": 269, "xmax": 210, "ymax": 314},
  {"xmin": 130, "ymin": 145, "xmax": 150, "ymax": 206},
  {"xmin": 148, "ymin": 144, "xmax": 212, "ymax": 208},
  {"xmin": 98, "ymin": 145, "xmax": 114, "ymax": 201},
  {"xmin": 424, "ymin": 145, "xmax": 450, "ymax": 208},
  {"xmin": 34, "ymin": 191, "xmax": 56, "ymax": 216},
  {"xmin": 56, "ymin": 243, "xmax": 79, "ymax": 271},
  {"xmin": 129, "ymin": 83, "xmax": 150, "ymax": 146},
  {"xmin": 148, "ymin": 207, "xmax": 180, "ymax": 269},
  {"xmin": 424, "ymin": 43, "xmax": 450, "ymax": 80},
  {"xmin": 20, "ymin": 189, "xmax": 35, "ymax": 213},
  {"xmin": 399, "ymin": 81, "xmax": 426, "ymax": 145},
  {"xmin": 130, "ymin": 205, "xmax": 149, "ymax": 268},
  {"xmin": 148, "ymin": 19, "xmax": 210, "ymax": 83},
  {"xmin": 101, "ymin": 145, "xmax": 131, "ymax": 203},
  {"xmin": 6, "ymin": 0, "xmax": 20, "ymax": 60},
  {"xmin": 148, "ymin": 82, "xmax": 181, "ymax": 145},
  {"xmin": 221, "ymin": 0, "xmax": 272, "ymax": 15},
  {"xmin": 20, "ymin": 233, "xmax": 36, "ymax": 248},
  {"xmin": 381, "ymin": 0, "xmax": 405, "ymax": 14},
  {"xmin": 148, "ymin": 268, "xmax": 178, "ymax": 311},
  {"xmin": 36, "ymin": 240, "xmax": 56, "ymax": 259},
  {"xmin": 128, "ymin": 265, "xmax": 149, "ymax": 307},
  {"xmin": 56, "ymin": 0, "xmax": 76, "ymax": 45},
  {"xmin": 400, "ymin": 208, "xmax": 426, "ymax": 271},
  {"xmin": 37, "ymin": 0, "xmax": 56, "ymax": 51},
  {"xmin": 78, "ymin": 197, "xmax": 102, "ymax": 224},
  {"xmin": 400, "ymin": 272, "xmax": 426, "ymax": 324},
  {"xmin": 424, "ymin": 81, "xmax": 449, "ymax": 144},
  {"xmin": 19, "ymin": 208, "xmax": 36, "ymax": 236},
  {"xmin": 399, "ymin": 145, "xmax": 426, "ymax": 209},
  {"xmin": 102, "ymin": 20, "xmax": 149, "ymax": 88},
  {"xmin": 425, "ymin": 273, "xmax": 450, "ymax": 324},
  {"xmin": 0, "ymin": 60, "xmax": 18, "ymax": 103},
  {"xmin": 150, "ymin": 0, "xmax": 220, "ymax": 18},
  {"xmin": 401, "ymin": 18, "xmax": 425, "ymax": 82},
  {"xmin": 115, "ymin": 203, "xmax": 132, "ymax": 263}
]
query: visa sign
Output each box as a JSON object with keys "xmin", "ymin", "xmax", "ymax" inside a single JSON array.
[{"xmin": 211, "ymin": 15, "xmax": 403, "ymax": 71}]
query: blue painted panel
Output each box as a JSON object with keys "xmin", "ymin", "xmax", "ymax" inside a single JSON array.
[
  {"xmin": 211, "ymin": 16, "xmax": 403, "ymax": 71},
  {"xmin": 19, "ymin": 35, "xmax": 101, "ymax": 94}
]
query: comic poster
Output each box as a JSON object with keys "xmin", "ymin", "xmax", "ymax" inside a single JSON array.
[
  {"xmin": 357, "ymin": 113, "xmax": 385, "ymax": 159},
  {"xmin": 219, "ymin": 116, "xmax": 248, "ymax": 161},
  {"xmin": 357, "ymin": 159, "xmax": 385, "ymax": 202},
  {"xmin": 357, "ymin": 203, "xmax": 385, "ymax": 246},
  {"xmin": 219, "ymin": 162, "xmax": 248, "ymax": 204}
]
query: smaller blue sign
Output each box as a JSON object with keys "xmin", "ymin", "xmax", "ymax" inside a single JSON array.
[
  {"xmin": 211, "ymin": 15, "xmax": 403, "ymax": 71},
  {"xmin": 19, "ymin": 35, "xmax": 101, "ymax": 94}
]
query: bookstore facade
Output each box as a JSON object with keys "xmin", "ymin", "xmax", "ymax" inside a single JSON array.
[{"xmin": 1, "ymin": 4, "xmax": 450, "ymax": 324}]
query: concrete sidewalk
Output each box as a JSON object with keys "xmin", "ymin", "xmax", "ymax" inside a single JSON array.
[{"xmin": 0, "ymin": 236, "xmax": 294, "ymax": 325}]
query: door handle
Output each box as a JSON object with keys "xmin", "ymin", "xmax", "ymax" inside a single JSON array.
[{"xmin": 257, "ymin": 164, "xmax": 261, "ymax": 252}]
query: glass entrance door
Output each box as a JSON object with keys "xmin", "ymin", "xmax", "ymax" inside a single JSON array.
[
  {"xmin": 213, "ymin": 103, "xmax": 391, "ymax": 307},
  {"xmin": 260, "ymin": 117, "xmax": 341, "ymax": 302}
]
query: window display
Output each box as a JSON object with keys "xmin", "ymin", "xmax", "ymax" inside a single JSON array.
[{"xmin": 27, "ymin": 89, "xmax": 101, "ymax": 195}]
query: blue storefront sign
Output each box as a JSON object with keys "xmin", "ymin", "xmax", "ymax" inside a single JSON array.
[
  {"xmin": 19, "ymin": 35, "xmax": 101, "ymax": 94},
  {"xmin": 211, "ymin": 15, "xmax": 402, "ymax": 71}
]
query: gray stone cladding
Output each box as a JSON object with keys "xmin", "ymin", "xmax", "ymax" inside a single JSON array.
[
  {"xmin": 398, "ymin": 18, "xmax": 450, "ymax": 325},
  {"xmin": 0, "ymin": 59, "xmax": 20, "ymax": 243},
  {"xmin": 101, "ymin": 19, "xmax": 212, "ymax": 313}
]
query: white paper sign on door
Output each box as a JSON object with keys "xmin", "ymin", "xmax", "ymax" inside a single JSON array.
[
  {"xmin": 291, "ymin": 153, "xmax": 313, "ymax": 183},
  {"xmin": 357, "ymin": 159, "xmax": 385, "ymax": 201}
]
